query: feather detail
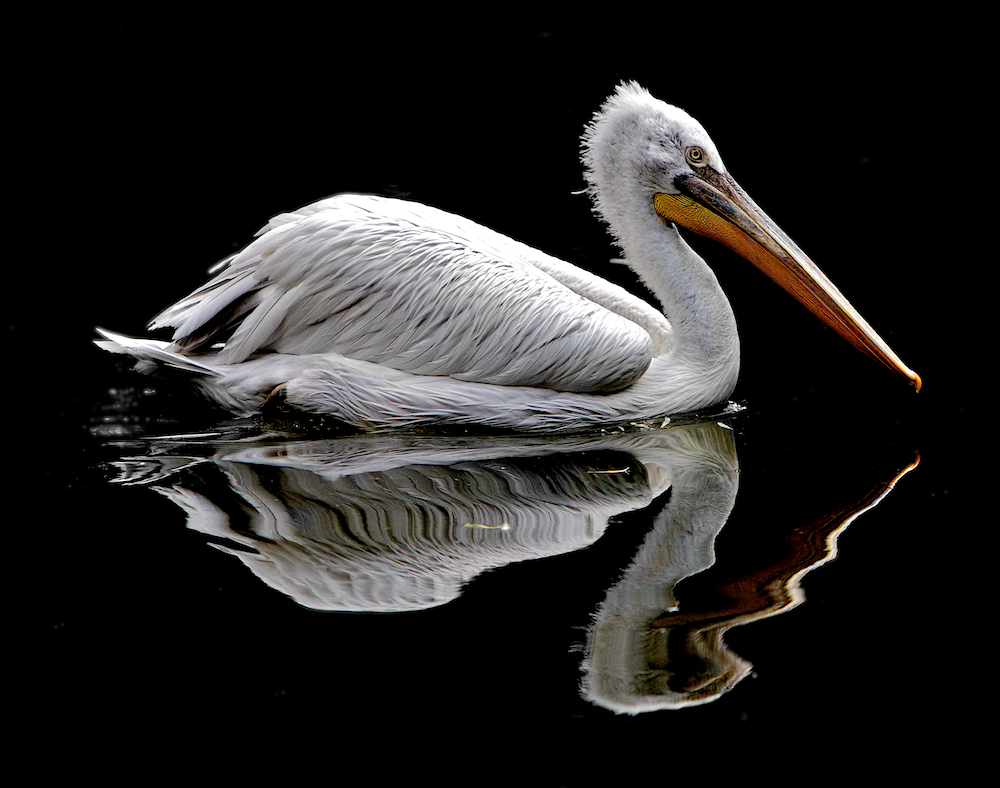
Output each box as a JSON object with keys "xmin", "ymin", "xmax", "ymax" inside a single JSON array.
[
  {"xmin": 143, "ymin": 195, "xmax": 661, "ymax": 393},
  {"xmin": 94, "ymin": 328, "xmax": 220, "ymax": 376}
]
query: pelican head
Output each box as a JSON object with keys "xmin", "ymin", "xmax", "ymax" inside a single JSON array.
[{"xmin": 583, "ymin": 82, "xmax": 920, "ymax": 391}]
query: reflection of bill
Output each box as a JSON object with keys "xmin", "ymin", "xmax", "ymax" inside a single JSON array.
[
  {"xmin": 108, "ymin": 418, "xmax": 915, "ymax": 713},
  {"xmin": 584, "ymin": 449, "xmax": 918, "ymax": 713}
]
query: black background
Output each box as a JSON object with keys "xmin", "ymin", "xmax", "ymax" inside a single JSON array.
[{"xmin": 13, "ymin": 10, "xmax": 983, "ymax": 781}]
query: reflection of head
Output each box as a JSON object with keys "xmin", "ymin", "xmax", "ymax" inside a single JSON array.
[
  {"xmin": 582, "ymin": 618, "xmax": 751, "ymax": 713},
  {"xmin": 580, "ymin": 427, "xmax": 745, "ymax": 713}
]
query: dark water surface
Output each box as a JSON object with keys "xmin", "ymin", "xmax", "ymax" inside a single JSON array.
[{"xmin": 17, "ymin": 12, "xmax": 979, "ymax": 781}]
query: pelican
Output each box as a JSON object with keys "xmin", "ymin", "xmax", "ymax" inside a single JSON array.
[{"xmin": 96, "ymin": 83, "xmax": 919, "ymax": 431}]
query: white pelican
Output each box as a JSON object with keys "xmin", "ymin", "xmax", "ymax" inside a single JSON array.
[{"xmin": 96, "ymin": 83, "xmax": 920, "ymax": 431}]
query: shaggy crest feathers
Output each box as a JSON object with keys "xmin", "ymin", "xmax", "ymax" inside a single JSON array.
[{"xmin": 581, "ymin": 81, "xmax": 725, "ymax": 245}]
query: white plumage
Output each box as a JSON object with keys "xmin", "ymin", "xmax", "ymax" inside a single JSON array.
[
  {"xmin": 153, "ymin": 196, "xmax": 665, "ymax": 392},
  {"xmin": 96, "ymin": 83, "xmax": 918, "ymax": 431}
]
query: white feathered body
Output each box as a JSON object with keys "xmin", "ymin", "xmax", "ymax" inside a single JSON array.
[
  {"xmin": 157, "ymin": 195, "xmax": 670, "ymax": 389},
  {"xmin": 98, "ymin": 194, "xmax": 736, "ymax": 431},
  {"xmin": 97, "ymin": 86, "xmax": 748, "ymax": 431}
]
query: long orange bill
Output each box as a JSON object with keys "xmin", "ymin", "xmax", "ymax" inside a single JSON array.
[{"xmin": 654, "ymin": 171, "xmax": 921, "ymax": 391}]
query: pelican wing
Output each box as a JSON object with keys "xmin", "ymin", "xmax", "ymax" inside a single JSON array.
[{"xmin": 151, "ymin": 195, "xmax": 660, "ymax": 394}]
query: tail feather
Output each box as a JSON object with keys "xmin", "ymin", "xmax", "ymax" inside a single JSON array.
[{"xmin": 94, "ymin": 328, "xmax": 220, "ymax": 376}]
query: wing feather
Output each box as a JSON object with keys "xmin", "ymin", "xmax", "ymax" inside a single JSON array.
[{"xmin": 153, "ymin": 195, "xmax": 661, "ymax": 393}]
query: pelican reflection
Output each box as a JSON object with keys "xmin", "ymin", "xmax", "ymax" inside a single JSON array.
[{"xmin": 104, "ymin": 416, "xmax": 915, "ymax": 712}]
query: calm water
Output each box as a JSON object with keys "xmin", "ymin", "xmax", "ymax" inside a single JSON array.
[
  {"xmin": 19, "ymin": 14, "xmax": 978, "ymax": 778},
  {"xmin": 23, "ymin": 366, "xmax": 964, "ymax": 774}
]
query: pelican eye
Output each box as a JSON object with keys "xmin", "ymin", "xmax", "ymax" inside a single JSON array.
[{"xmin": 685, "ymin": 146, "xmax": 708, "ymax": 168}]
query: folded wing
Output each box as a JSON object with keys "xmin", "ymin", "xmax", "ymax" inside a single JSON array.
[{"xmin": 151, "ymin": 195, "xmax": 663, "ymax": 394}]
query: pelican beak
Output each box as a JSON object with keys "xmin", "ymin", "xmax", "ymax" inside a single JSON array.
[{"xmin": 654, "ymin": 171, "xmax": 921, "ymax": 391}]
